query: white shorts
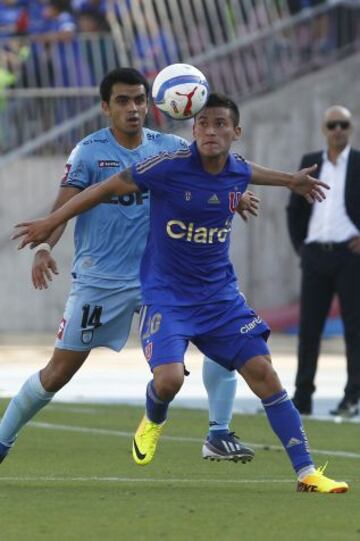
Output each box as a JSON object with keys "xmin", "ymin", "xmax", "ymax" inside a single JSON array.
[{"xmin": 55, "ymin": 278, "xmax": 141, "ymax": 352}]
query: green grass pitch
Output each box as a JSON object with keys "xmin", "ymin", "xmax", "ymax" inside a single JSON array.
[{"xmin": 0, "ymin": 399, "xmax": 359, "ymax": 541}]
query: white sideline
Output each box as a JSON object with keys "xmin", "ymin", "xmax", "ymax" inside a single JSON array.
[
  {"xmin": 28, "ymin": 421, "xmax": 360, "ymax": 460},
  {"xmin": 0, "ymin": 476, "xmax": 296, "ymax": 484}
]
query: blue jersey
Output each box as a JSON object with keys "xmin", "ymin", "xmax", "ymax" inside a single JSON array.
[
  {"xmin": 131, "ymin": 142, "xmax": 252, "ymax": 305},
  {"xmin": 61, "ymin": 127, "xmax": 188, "ymax": 284}
]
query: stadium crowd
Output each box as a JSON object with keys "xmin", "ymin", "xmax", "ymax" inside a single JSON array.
[
  {"xmin": 0, "ymin": 0, "xmax": 358, "ymax": 115},
  {"xmin": 0, "ymin": 1, "xmax": 337, "ymax": 40},
  {"xmin": 0, "ymin": 0, "xmax": 109, "ymax": 37}
]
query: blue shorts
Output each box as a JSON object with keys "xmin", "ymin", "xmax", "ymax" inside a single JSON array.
[
  {"xmin": 139, "ymin": 295, "xmax": 270, "ymax": 371},
  {"xmin": 55, "ymin": 278, "xmax": 141, "ymax": 352}
]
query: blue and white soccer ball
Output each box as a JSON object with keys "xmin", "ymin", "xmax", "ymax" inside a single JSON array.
[{"xmin": 152, "ymin": 63, "xmax": 209, "ymax": 120}]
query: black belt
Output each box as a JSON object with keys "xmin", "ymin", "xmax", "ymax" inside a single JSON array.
[{"xmin": 307, "ymin": 241, "xmax": 349, "ymax": 252}]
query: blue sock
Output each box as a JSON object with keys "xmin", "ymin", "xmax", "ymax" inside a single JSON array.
[
  {"xmin": 145, "ymin": 380, "xmax": 170, "ymax": 424},
  {"xmin": 208, "ymin": 429, "xmax": 230, "ymax": 442},
  {"xmin": 202, "ymin": 357, "xmax": 237, "ymax": 433},
  {"xmin": 262, "ymin": 390, "xmax": 314, "ymax": 474},
  {"xmin": 0, "ymin": 372, "xmax": 54, "ymax": 446}
]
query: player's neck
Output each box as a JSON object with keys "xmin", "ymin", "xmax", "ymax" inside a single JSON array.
[
  {"xmin": 111, "ymin": 127, "xmax": 142, "ymax": 149},
  {"xmin": 200, "ymin": 154, "xmax": 228, "ymax": 175}
]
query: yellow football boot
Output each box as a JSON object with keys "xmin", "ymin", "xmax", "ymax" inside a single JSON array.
[
  {"xmin": 297, "ymin": 464, "xmax": 349, "ymax": 493},
  {"xmin": 132, "ymin": 415, "xmax": 165, "ymax": 465}
]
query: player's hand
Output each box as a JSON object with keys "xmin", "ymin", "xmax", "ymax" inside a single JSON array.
[
  {"xmin": 348, "ymin": 236, "xmax": 360, "ymax": 254},
  {"xmin": 12, "ymin": 218, "xmax": 55, "ymax": 249},
  {"xmin": 236, "ymin": 191, "xmax": 260, "ymax": 222},
  {"xmin": 290, "ymin": 164, "xmax": 330, "ymax": 203},
  {"xmin": 32, "ymin": 251, "xmax": 59, "ymax": 290}
]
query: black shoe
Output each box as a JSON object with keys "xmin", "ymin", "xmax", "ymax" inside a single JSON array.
[
  {"xmin": 0, "ymin": 441, "xmax": 12, "ymax": 463},
  {"xmin": 330, "ymin": 398, "xmax": 359, "ymax": 418},
  {"xmin": 292, "ymin": 396, "xmax": 312, "ymax": 415},
  {"xmin": 202, "ymin": 432, "xmax": 255, "ymax": 463}
]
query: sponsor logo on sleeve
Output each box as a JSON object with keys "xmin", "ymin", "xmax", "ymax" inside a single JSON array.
[
  {"xmin": 98, "ymin": 160, "xmax": 120, "ymax": 168},
  {"xmin": 61, "ymin": 164, "xmax": 71, "ymax": 185}
]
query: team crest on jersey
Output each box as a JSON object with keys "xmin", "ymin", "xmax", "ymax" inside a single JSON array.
[
  {"xmin": 229, "ymin": 192, "xmax": 242, "ymax": 213},
  {"xmin": 184, "ymin": 191, "xmax": 192, "ymax": 201},
  {"xmin": 57, "ymin": 318, "xmax": 66, "ymax": 339},
  {"xmin": 144, "ymin": 342, "xmax": 153, "ymax": 361},
  {"xmin": 81, "ymin": 330, "xmax": 94, "ymax": 344},
  {"xmin": 98, "ymin": 160, "xmax": 120, "ymax": 168}
]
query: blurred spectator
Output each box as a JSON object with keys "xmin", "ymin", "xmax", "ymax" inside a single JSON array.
[
  {"xmin": 0, "ymin": 57, "xmax": 16, "ymax": 105},
  {"xmin": 77, "ymin": 7, "xmax": 109, "ymax": 33},
  {"xmin": 40, "ymin": 0, "xmax": 76, "ymax": 35},
  {"xmin": 287, "ymin": 0, "xmax": 332, "ymax": 61},
  {"xmin": 287, "ymin": 0, "xmax": 326, "ymax": 14},
  {"xmin": 72, "ymin": 0, "xmax": 106, "ymax": 15},
  {"xmin": 0, "ymin": 0, "xmax": 28, "ymax": 37},
  {"xmin": 27, "ymin": 1, "xmax": 48, "ymax": 35}
]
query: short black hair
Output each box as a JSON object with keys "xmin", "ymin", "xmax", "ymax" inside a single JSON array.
[
  {"xmin": 197, "ymin": 92, "xmax": 240, "ymax": 126},
  {"xmin": 49, "ymin": 0, "xmax": 72, "ymax": 12},
  {"xmin": 99, "ymin": 68, "xmax": 150, "ymax": 103}
]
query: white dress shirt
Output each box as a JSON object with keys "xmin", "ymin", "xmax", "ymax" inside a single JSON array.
[{"xmin": 306, "ymin": 145, "xmax": 359, "ymax": 243}]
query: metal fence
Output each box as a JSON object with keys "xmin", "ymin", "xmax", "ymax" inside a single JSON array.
[{"xmin": 107, "ymin": 0, "xmax": 292, "ymax": 77}]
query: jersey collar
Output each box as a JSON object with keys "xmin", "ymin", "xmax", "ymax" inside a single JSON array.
[{"xmin": 190, "ymin": 142, "xmax": 244, "ymax": 174}]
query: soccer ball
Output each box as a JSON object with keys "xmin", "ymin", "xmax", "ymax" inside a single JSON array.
[{"xmin": 152, "ymin": 63, "xmax": 209, "ymax": 120}]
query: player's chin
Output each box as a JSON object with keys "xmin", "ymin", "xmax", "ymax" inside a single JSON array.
[
  {"xmin": 200, "ymin": 143, "xmax": 221, "ymax": 156},
  {"xmin": 124, "ymin": 125, "xmax": 142, "ymax": 136}
]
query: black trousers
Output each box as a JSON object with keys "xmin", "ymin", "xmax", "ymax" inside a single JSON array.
[{"xmin": 295, "ymin": 242, "xmax": 360, "ymax": 402}]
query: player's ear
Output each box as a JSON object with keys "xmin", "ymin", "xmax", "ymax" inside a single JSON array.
[
  {"xmin": 101, "ymin": 100, "xmax": 110, "ymax": 117},
  {"xmin": 233, "ymin": 125, "xmax": 242, "ymax": 140}
]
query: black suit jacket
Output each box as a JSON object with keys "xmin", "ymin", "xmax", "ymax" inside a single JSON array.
[{"xmin": 287, "ymin": 148, "xmax": 360, "ymax": 254}]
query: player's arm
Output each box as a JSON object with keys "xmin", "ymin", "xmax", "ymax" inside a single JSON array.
[
  {"xmin": 13, "ymin": 168, "xmax": 139, "ymax": 249},
  {"xmin": 249, "ymin": 162, "xmax": 329, "ymax": 203},
  {"xmin": 39, "ymin": 187, "xmax": 81, "ymax": 247},
  {"xmin": 31, "ymin": 186, "xmax": 81, "ymax": 289}
]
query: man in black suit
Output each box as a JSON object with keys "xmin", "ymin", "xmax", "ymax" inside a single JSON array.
[{"xmin": 287, "ymin": 105, "xmax": 360, "ymax": 417}]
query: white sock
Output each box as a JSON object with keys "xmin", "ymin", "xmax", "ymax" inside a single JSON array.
[{"xmin": 297, "ymin": 465, "xmax": 316, "ymax": 481}]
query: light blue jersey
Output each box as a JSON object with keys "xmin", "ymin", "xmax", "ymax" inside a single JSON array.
[
  {"xmin": 61, "ymin": 127, "xmax": 188, "ymax": 285},
  {"xmin": 56, "ymin": 126, "xmax": 188, "ymax": 351}
]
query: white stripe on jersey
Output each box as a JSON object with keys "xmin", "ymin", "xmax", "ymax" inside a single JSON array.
[
  {"xmin": 138, "ymin": 305, "xmax": 148, "ymax": 335},
  {"xmin": 136, "ymin": 149, "xmax": 191, "ymax": 174}
]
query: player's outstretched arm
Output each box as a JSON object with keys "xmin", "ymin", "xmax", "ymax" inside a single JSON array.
[
  {"xmin": 31, "ymin": 186, "xmax": 82, "ymax": 289},
  {"xmin": 236, "ymin": 191, "xmax": 260, "ymax": 222},
  {"xmin": 13, "ymin": 168, "xmax": 139, "ymax": 249},
  {"xmin": 250, "ymin": 163, "xmax": 329, "ymax": 204}
]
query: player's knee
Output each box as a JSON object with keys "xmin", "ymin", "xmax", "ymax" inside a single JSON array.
[
  {"xmin": 256, "ymin": 363, "xmax": 282, "ymax": 396},
  {"xmin": 241, "ymin": 355, "xmax": 282, "ymax": 397},
  {"xmin": 156, "ymin": 377, "xmax": 183, "ymax": 401},
  {"xmin": 40, "ymin": 350, "xmax": 88, "ymax": 392},
  {"xmin": 40, "ymin": 359, "xmax": 75, "ymax": 392},
  {"xmin": 154, "ymin": 365, "xmax": 184, "ymax": 401},
  {"xmin": 40, "ymin": 367, "xmax": 69, "ymax": 392},
  {"xmin": 254, "ymin": 360, "xmax": 279, "ymax": 385}
]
